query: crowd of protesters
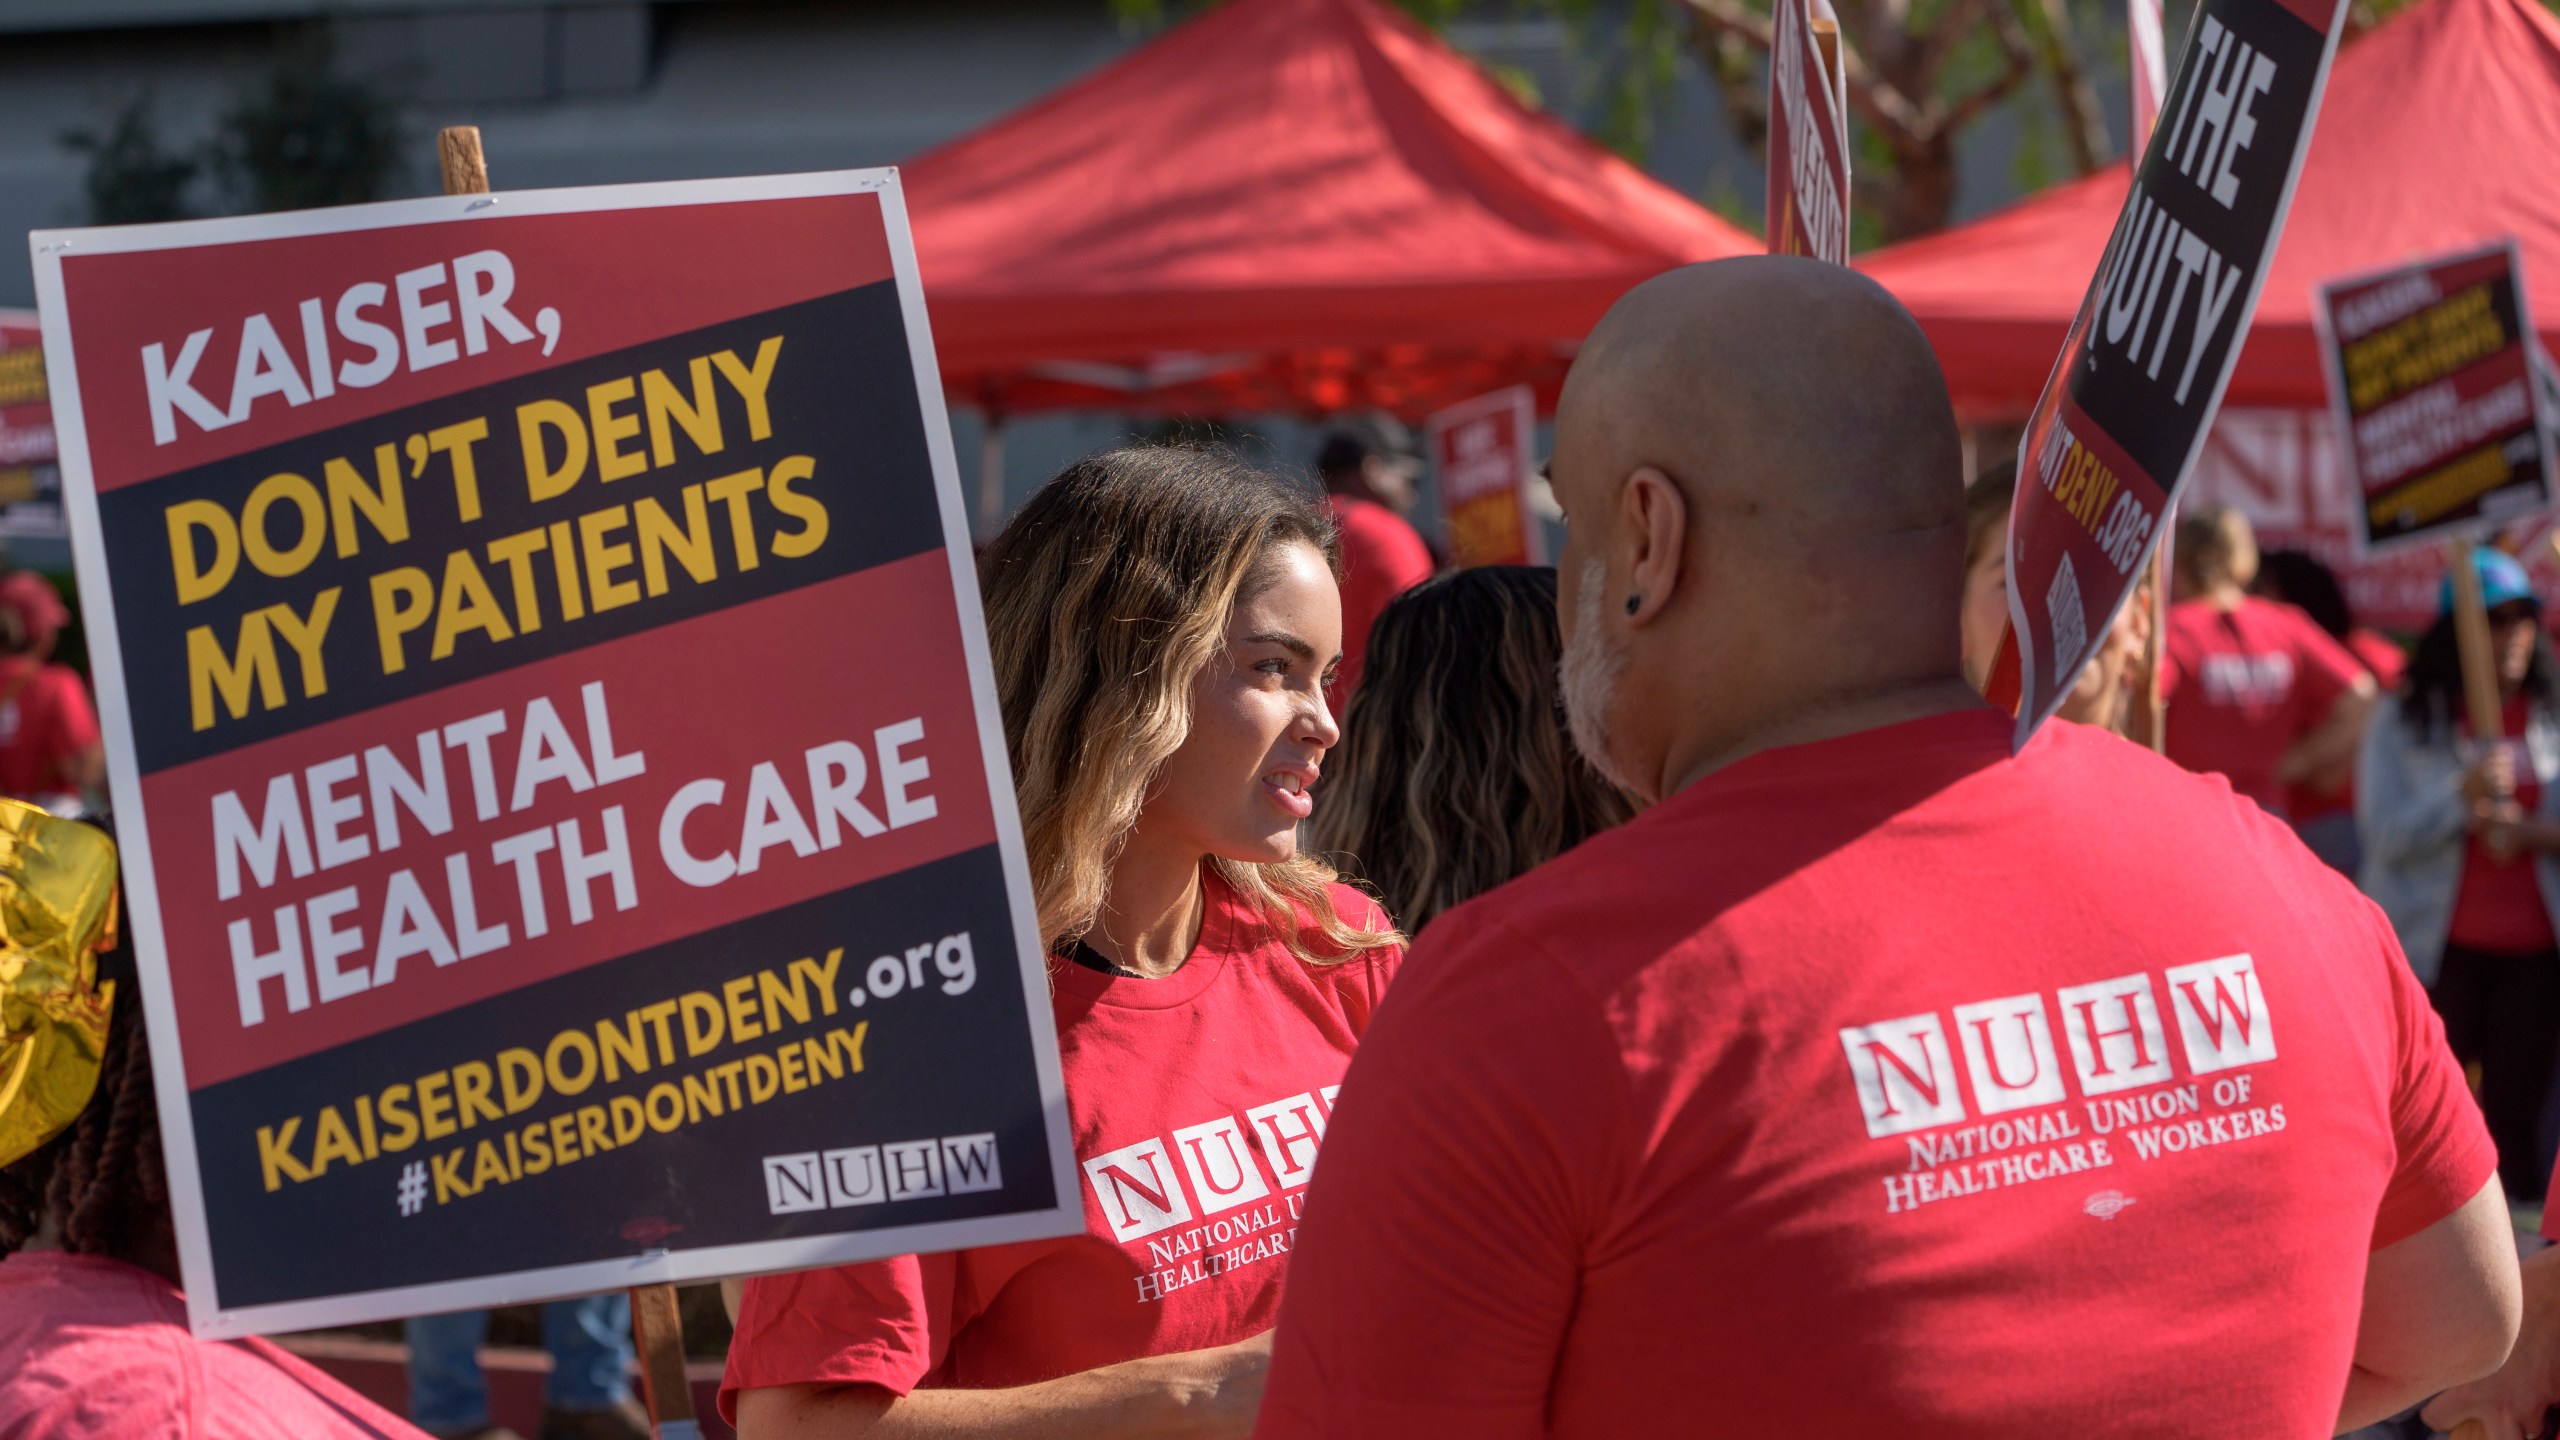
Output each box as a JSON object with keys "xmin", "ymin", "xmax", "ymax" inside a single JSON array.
[{"xmin": 5, "ymin": 256, "xmax": 2560, "ymax": 1438}]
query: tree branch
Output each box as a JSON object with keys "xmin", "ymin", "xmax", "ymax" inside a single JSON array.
[
  {"xmin": 1682, "ymin": 14, "xmax": 1772, "ymax": 152},
  {"xmin": 1675, "ymin": 0, "xmax": 1772, "ymax": 51},
  {"xmin": 2026, "ymin": 0, "xmax": 2113, "ymax": 172},
  {"xmin": 1914, "ymin": 0, "xmax": 2002, "ymax": 87},
  {"xmin": 1935, "ymin": 8, "xmax": 2035, "ymax": 135}
]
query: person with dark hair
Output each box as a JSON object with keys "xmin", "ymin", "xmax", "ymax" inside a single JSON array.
[
  {"xmin": 723, "ymin": 445, "xmax": 1401, "ymax": 1439},
  {"xmin": 2160, "ymin": 506, "xmax": 2378, "ymax": 815},
  {"xmin": 1957, "ymin": 462, "xmax": 2153, "ymax": 733},
  {"xmin": 1259, "ymin": 257, "xmax": 2515, "ymax": 1438},
  {"xmin": 0, "ymin": 805, "xmax": 426, "ymax": 1438},
  {"xmin": 1313, "ymin": 414, "xmax": 1433, "ymax": 706},
  {"xmin": 2255, "ymin": 548, "xmax": 2406, "ymax": 874},
  {"xmin": 0, "ymin": 571, "xmax": 102, "ymax": 813},
  {"xmin": 1310, "ymin": 566, "xmax": 1631, "ymax": 934},
  {"xmin": 2360, "ymin": 545, "xmax": 2560, "ymax": 1202}
]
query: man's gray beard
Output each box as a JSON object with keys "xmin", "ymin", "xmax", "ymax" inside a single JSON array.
[{"xmin": 1560, "ymin": 556, "xmax": 1642, "ymax": 796}]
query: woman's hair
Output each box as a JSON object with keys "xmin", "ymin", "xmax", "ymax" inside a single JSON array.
[
  {"xmin": 1311, "ymin": 567, "xmax": 1631, "ymax": 933},
  {"xmin": 979, "ymin": 444, "xmax": 1397, "ymax": 962},
  {"xmin": 2253, "ymin": 548, "xmax": 2354, "ymax": 640},
  {"xmin": 2400, "ymin": 609, "xmax": 2559, "ymax": 742},
  {"xmin": 1963, "ymin": 462, "xmax": 2017, "ymax": 572},
  {"xmin": 0, "ymin": 973, "xmax": 167, "ymax": 1267}
]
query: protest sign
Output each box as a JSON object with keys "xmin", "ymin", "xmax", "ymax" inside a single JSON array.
[
  {"xmin": 1999, "ymin": 0, "xmax": 2348, "ymax": 744},
  {"xmin": 0, "ymin": 313, "xmax": 67, "ymax": 542},
  {"xmin": 1766, "ymin": 0, "xmax": 1850, "ymax": 264},
  {"xmin": 2317, "ymin": 240, "xmax": 2557, "ymax": 555},
  {"xmin": 29, "ymin": 169, "xmax": 1078, "ymax": 1336},
  {"xmin": 1426, "ymin": 385, "xmax": 1542, "ymax": 568}
]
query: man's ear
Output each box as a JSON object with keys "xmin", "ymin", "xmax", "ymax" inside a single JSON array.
[{"xmin": 1620, "ymin": 466, "xmax": 1688, "ymax": 627}]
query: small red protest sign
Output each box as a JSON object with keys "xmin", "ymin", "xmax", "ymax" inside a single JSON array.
[
  {"xmin": 1766, "ymin": 0, "xmax": 1850, "ymax": 265},
  {"xmin": 1427, "ymin": 385, "xmax": 1542, "ymax": 568},
  {"xmin": 0, "ymin": 313, "xmax": 65, "ymax": 540}
]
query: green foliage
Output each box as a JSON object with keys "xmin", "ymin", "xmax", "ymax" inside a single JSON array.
[
  {"xmin": 2010, "ymin": 101, "xmax": 2059, "ymax": 197},
  {"xmin": 59, "ymin": 97, "xmax": 199, "ymax": 225},
  {"xmin": 60, "ymin": 39, "xmax": 408, "ymax": 225},
  {"xmin": 208, "ymin": 40, "xmax": 407, "ymax": 214}
]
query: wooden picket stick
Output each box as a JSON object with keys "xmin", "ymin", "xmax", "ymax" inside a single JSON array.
[
  {"xmin": 437, "ymin": 122, "xmax": 698, "ymax": 1438},
  {"xmin": 2449, "ymin": 534, "xmax": 2508, "ymax": 747},
  {"xmin": 2140, "ymin": 529, "xmax": 2169, "ymax": 751},
  {"xmin": 1811, "ymin": 20, "xmax": 1841, "ymax": 98},
  {"xmin": 437, "ymin": 126, "xmax": 489, "ymax": 197},
  {"xmin": 630, "ymin": 1282, "xmax": 702, "ymax": 1440}
]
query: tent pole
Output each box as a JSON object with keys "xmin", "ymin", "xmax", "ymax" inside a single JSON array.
[{"xmin": 979, "ymin": 414, "xmax": 1007, "ymax": 538}]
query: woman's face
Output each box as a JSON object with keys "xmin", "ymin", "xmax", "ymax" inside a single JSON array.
[
  {"xmin": 1959, "ymin": 541, "xmax": 2008, "ymax": 693},
  {"xmin": 1143, "ymin": 541, "xmax": 1344, "ymax": 866},
  {"xmin": 2494, "ymin": 602, "xmax": 2540, "ymax": 690}
]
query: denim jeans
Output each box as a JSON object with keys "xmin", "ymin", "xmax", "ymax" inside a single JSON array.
[{"xmin": 406, "ymin": 1295, "xmax": 635, "ymax": 1434}]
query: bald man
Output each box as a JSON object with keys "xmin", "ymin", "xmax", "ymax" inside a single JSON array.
[{"xmin": 1254, "ymin": 258, "xmax": 2517, "ymax": 1439}]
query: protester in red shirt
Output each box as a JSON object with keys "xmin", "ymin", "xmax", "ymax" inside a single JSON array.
[
  {"xmin": 2255, "ymin": 548, "xmax": 2405, "ymax": 875},
  {"xmin": 0, "ymin": 571, "xmax": 101, "ymax": 810},
  {"xmin": 1258, "ymin": 258, "xmax": 2518, "ymax": 1439},
  {"xmin": 1, "ymin": 907, "xmax": 429, "ymax": 1439},
  {"xmin": 725, "ymin": 446, "xmax": 1401, "ymax": 1438},
  {"xmin": 2359, "ymin": 546, "xmax": 2560, "ymax": 1203},
  {"xmin": 2158, "ymin": 507, "xmax": 2377, "ymax": 815},
  {"xmin": 1315, "ymin": 417, "xmax": 1434, "ymax": 706},
  {"xmin": 1309, "ymin": 566, "xmax": 1631, "ymax": 933}
]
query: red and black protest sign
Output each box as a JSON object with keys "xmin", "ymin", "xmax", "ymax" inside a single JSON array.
[
  {"xmin": 2317, "ymin": 240, "xmax": 2558, "ymax": 554},
  {"xmin": 30, "ymin": 172, "xmax": 1077, "ymax": 1335},
  {"xmin": 2001, "ymin": 0, "xmax": 2347, "ymax": 743},
  {"xmin": 0, "ymin": 313, "xmax": 64, "ymax": 541},
  {"xmin": 1767, "ymin": 0, "xmax": 1850, "ymax": 264},
  {"xmin": 1426, "ymin": 385, "xmax": 1542, "ymax": 568}
]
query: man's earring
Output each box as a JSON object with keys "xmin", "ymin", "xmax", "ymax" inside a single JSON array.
[{"xmin": 1624, "ymin": 595, "xmax": 1642, "ymax": 616}]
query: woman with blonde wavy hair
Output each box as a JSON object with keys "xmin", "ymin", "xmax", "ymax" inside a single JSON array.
[
  {"xmin": 1313, "ymin": 566, "xmax": 1631, "ymax": 932},
  {"xmin": 724, "ymin": 445, "xmax": 1402, "ymax": 1440}
]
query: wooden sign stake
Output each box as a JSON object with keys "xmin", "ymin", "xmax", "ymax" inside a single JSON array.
[
  {"xmin": 436, "ymin": 124, "xmax": 697, "ymax": 1439},
  {"xmin": 437, "ymin": 126, "xmax": 490, "ymax": 198},
  {"xmin": 630, "ymin": 1281, "xmax": 702, "ymax": 1440},
  {"xmin": 2141, "ymin": 535, "xmax": 2169, "ymax": 751},
  {"xmin": 2448, "ymin": 534, "xmax": 2508, "ymax": 747}
]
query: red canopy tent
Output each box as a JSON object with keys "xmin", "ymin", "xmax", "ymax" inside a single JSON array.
[
  {"xmin": 1861, "ymin": 0, "xmax": 2560, "ymax": 422},
  {"xmin": 903, "ymin": 0, "xmax": 1758, "ymax": 421}
]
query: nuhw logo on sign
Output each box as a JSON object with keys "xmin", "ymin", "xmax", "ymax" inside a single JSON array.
[{"xmin": 1838, "ymin": 955, "xmax": 2276, "ymax": 1139}]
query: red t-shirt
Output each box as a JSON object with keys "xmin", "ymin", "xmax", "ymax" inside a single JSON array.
[
  {"xmin": 1258, "ymin": 710, "xmax": 2493, "ymax": 1440},
  {"xmin": 2288, "ymin": 628, "xmax": 2406, "ymax": 824},
  {"xmin": 0, "ymin": 1251, "xmax": 426, "ymax": 1439},
  {"xmin": 2446, "ymin": 695, "xmax": 2555, "ymax": 955},
  {"xmin": 2160, "ymin": 596, "xmax": 2366, "ymax": 815},
  {"xmin": 720, "ymin": 873, "xmax": 1399, "ymax": 1421},
  {"xmin": 0, "ymin": 658, "xmax": 98, "ymax": 800},
  {"xmin": 1324, "ymin": 496, "xmax": 1434, "ymax": 707}
]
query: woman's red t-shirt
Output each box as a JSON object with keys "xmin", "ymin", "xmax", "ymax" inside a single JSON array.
[
  {"xmin": 2447, "ymin": 694, "xmax": 2556, "ymax": 955},
  {"xmin": 718, "ymin": 872, "xmax": 1400, "ymax": 1419}
]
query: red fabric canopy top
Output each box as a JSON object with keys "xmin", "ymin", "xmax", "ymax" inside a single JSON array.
[
  {"xmin": 904, "ymin": 0, "xmax": 1758, "ymax": 419},
  {"xmin": 1861, "ymin": 0, "xmax": 2560, "ymax": 420}
]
